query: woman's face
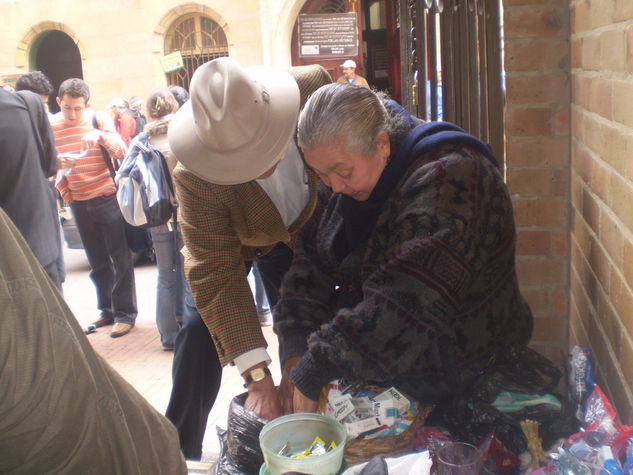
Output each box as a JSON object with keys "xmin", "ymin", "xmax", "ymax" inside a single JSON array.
[{"xmin": 304, "ymin": 132, "xmax": 390, "ymax": 201}]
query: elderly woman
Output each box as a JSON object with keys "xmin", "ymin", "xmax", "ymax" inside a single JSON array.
[{"xmin": 274, "ymin": 83, "xmax": 534, "ymax": 413}]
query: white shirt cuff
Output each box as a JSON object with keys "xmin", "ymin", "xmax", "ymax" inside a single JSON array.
[{"xmin": 234, "ymin": 348, "xmax": 272, "ymax": 375}]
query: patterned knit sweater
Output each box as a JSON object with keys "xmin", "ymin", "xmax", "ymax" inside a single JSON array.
[{"xmin": 275, "ymin": 119, "xmax": 533, "ymax": 403}]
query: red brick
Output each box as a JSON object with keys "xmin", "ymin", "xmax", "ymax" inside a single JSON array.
[
  {"xmin": 554, "ymin": 106, "xmax": 570, "ymax": 135},
  {"xmin": 532, "ymin": 315, "xmax": 568, "ymax": 342},
  {"xmin": 506, "ymin": 136, "xmax": 570, "ymax": 167},
  {"xmin": 613, "ymin": 80, "xmax": 633, "ymax": 129},
  {"xmin": 553, "ymin": 168, "xmax": 569, "ymax": 197},
  {"xmin": 599, "ymin": 210, "xmax": 623, "ymax": 270},
  {"xmin": 571, "ymin": 172, "xmax": 583, "ymax": 209},
  {"xmin": 615, "ymin": 0, "xmax": 633, "ymax": 22},
  {"xmin": 516, "ymin": 257, "xmax": 567, "ymax": 285},
  {"xmin": 513, "ymin": 198, "xmax": 567, "ymax": 227},
  {"xmin": 610, "ymin": 268, "xmax": 633, "ymax": 338},
  {"xmin": 627, "ymin": 25, "xmax": 633, "ymax": 72},
  {"xmin": 597, "ymin": 290, "xmax": 621, "ymax": 354},
  {"xmin": 572, "ymin": 209, "xmax": 591, "ymax": 257},
  {"xmin": 506, "ymin": 107, "xmax": 553, "ymax": 136},
  {"xmin": 507, "ymin": 169, "xmax": 553, "ymax": 197},
  {"xmin": 623, "ymin": 239, "xmax": 633, "ymax": 288},
  {"xmin": 574, "ymin": 75, "xmax": 592, "ymax": 110},
  {"xmin": 581, "ymin": 34, "xmax": 601, "ymax": 70},
  {"xmin": 571, "ymin": 0, "xmax": 591, "ymax": 34},
  {"xmin": 581, "ymin": 189, "xmax": 599, "ymax": 234},
  {"xmin": 504, "ymin": 7, "xmax": 569, "ymax": 40},
  {"xmin": 570, "ymin": 37, "xmax": 582, "ymax": 69},
  {"xmin": 621, "ymin": 337, "xmax": 633, "ymax": 397},
  {"xmin": 600, "ymin": 28, "xmax": 626, "ymax": 72},
  {"xmin": 521, "ymin": 287, "xmax": 552, "ymax": 316},
  {"xmin": 608, "ymin": 173, "xmax": 633, "ymax": 232},
  {"xmin": 505, "ymin": 39, "xmax": 570, "ymax": 72},
  {"xmin": 553, "ymin": 287, "xmax": 569, "ymax": 315},
  {"xmin": 516, "ymin": 230, "xmax": 551, "ymax": 256},
  {"xmin": 600, "ymin": 124, "xmax": 629, "ymax": 177},
  {"xmin": 586, "ymin": 232, "xmax": 611, "ymax": 292},
  {"xmin": 588, "ymin": 158, "xmax": 610, "ymax": 205},
  {"xmin": 506, "ymin": 74, "xmax": 570, "ymax": 104},
  {"xmin": 589, "ymin": 77, "xmax": 613, "ymax": 120},
  {"xmin": 572, "ymin": 240, "xmax": 600, "ymax": 304},
  {"xmin": 573, "ymin": 143, "xmax": 592, "ymax": 186},
  {"xmin": 590, "ymin": 0, "xmax": 616, "ymax": 29}
]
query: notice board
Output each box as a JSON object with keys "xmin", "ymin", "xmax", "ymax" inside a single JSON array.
[{"xmin": 298, "ymin": 13, "xmax": 359, "ymax": 58}]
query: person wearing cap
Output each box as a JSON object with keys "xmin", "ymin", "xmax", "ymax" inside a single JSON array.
[
  {"xmin": 336, "ymin": 59, "xmax": 369, "ymax": 88},
  {"xmin": 165, "ymin": 57, "xmax": 331, "ymax": 459},
  {"xmin": 108, "ymin": 96, "xmax": 136, "ymax": 146}
]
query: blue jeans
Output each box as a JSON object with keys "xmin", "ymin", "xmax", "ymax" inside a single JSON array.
[
  {"xmin": 70, "ymin": 194, "xmax": 137, "ymax": 324},
  {"xmin": 150, "ymin": 225, "xmax": 185, "ymax": 348}
]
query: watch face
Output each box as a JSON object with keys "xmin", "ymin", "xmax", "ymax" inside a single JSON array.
[{"xmin": 251, "ymin": 368, "xmax": 266, "ymax": 382}]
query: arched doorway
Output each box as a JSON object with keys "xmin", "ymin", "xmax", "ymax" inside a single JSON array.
[
  {"xmin": 164, "ymin": 14, "xmax": 229, "ymax": 91},
  {"xmin": 31, "ymin": 30, "xmax": 83, "ymax": 113},
  {"xmin": 291, "ymin": 0, "xmax": 401, "ymax": 103}
]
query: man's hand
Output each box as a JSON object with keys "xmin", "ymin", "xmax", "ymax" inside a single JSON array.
[
  {"xmin": 81, "ymin": 129, "xmax": 102, "ymax": 150},
  {"xmin": 293, "ymin": 387, "xmax": 318, "ymax": 414},
  {"xmin": 243, "ymin": 365, "xmax": 281, "ymax": 421},
  {"xmin": 57, "ymin": 153, "xmax": 77, "ymax": 169},
  {"xmin": 278, "ymin": 356, "xmax": 301, "ymax": 415}
]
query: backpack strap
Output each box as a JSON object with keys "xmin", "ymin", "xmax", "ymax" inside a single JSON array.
[
  {"xmin": 92, "ymin": 113, "xmax": 118, "ymax": 185},
  {"xmin": 137, "ymin": 132, "xmax": 180, "ymax": 271}
]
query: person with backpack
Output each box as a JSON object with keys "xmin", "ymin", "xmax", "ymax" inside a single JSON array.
[
  {"xmin": 125, "ymin": 95, "xmax": 147, "ymax": 138},
  {"xmin": 51, "ymin": 78, "xmax": 138, "ymax": 339},
  {"xmin": 119, "ymin": 88, "xmax": 184, "ymax": 350}
]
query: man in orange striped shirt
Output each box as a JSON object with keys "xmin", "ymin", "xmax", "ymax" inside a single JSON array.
[{"xmin": 51, "ymin": 78, "xmax": 137, "ymax": 338}]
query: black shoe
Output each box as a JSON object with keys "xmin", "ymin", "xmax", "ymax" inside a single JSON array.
[{"xmin": 92, "ymin": 315, "xmax": 114, "ymax": 328}]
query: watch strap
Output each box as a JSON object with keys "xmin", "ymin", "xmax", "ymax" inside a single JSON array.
[{"xmin": 243, "ymin": 366, "xmax": 271, "ymax": 388}]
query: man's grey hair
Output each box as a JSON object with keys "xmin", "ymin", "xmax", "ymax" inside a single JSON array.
[{"xmin": 297, "ymin": 83, "xmax": 410, "ymax": 156}]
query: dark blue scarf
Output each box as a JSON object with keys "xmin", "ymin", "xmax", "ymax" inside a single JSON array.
[{"xmin": 335, "ymin": 101, "xmax": 498, "ymax": 261}]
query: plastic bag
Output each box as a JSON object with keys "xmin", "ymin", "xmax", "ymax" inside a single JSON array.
[
  {"xmin": 215, "ymin": 427, "xmax": 249, "ymax": 475},
  {"xmin": 425, "ymin": 397, "xmax": 528, "ymax": 456},
  {"xmin": 225, "ymin": 392, "xmax": 268, "ymax": 474}
]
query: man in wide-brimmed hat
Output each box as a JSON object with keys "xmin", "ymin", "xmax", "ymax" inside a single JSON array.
[{"xmin": 165, "ymin": 56, "xmax": 331, "ymax": 459}]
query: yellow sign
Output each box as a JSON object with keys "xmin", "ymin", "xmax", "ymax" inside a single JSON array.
[{"xmin": 160, "ymin": 52, "xmax": 184, "ymax": 73}]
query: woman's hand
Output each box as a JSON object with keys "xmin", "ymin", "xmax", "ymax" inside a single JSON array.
[
  {"xmin": 278, "ymin": 356, "xmax": 302, "ymax": 414},
  {"xmin": 293, "ymin": 387, "xmax": 318, "ymax": 414}
]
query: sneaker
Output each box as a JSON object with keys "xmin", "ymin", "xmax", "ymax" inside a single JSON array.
[
  {"xmin": 110, "ymin": 322, "xmax": 133, "ymax": 338},
  {"xmin": 92, "ymin": 314, "xmax": 114, "ymax": 328}
]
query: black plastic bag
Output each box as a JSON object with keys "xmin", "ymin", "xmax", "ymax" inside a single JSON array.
[
  {"xmin": 471, "ymin": 346, "xmax": 562, "ymax": 403},
  {"xmin": 225, "ymin": 392, "xmax": 267, "ymax": 474},
  {"xmin": 216, "ymin": 427, "xmax": 250, "ymax": 475},
  {"xmin": 425, "ymin": 397, "xmax": 528, "ymax": 456}
]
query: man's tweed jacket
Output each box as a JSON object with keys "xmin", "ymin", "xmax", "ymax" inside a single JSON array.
[{"xmin": 172, "ymin": 65, "xmax": 331, "ymax": 367}]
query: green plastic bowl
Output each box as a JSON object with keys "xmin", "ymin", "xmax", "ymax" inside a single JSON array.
[{"xmin": 259, "ymin": 413, "xmax": 346, "ymax": 475}]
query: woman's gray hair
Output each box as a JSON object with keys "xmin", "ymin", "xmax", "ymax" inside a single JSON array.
[{"xmin": 297, "ymin": 83, "xmax": 411, "ymax": 156}]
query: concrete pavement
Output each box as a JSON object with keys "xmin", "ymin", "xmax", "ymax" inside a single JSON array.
[{"xmin": 61, "ymin": 244, "xmax": 281, "ymax": 463}]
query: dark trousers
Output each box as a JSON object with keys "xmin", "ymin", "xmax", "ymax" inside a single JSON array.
[
  {"xmin": 165, "ymin": 242, "xmax": 294, "ymax": 460},
  {"xmin": 71, "ymin": 194, "xmax": 137, "ymax": 324}
]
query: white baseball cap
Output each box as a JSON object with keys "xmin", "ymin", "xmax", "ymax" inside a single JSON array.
[{"xmin": 341, "ymin": 59, "xmax": 356, "ymax": 69}]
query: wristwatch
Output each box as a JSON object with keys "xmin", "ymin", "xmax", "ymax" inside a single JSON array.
[{"xmin": 243, "ymin": 367, "xmax": 271, "ymax": 388}]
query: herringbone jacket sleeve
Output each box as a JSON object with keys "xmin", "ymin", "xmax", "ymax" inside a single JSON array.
[{"xmin": 173, "ymin": 166, "xmax": 268, "ymax": 366}]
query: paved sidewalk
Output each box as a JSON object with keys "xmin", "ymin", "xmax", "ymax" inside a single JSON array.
[{"xmin": 62, "ymin": 245, "xmax": 280, "ymax": 463}]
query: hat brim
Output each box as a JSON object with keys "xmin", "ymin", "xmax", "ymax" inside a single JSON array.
[{"xmin": 169, "ymin": 66, "xmax": 300, "ymax": 185}]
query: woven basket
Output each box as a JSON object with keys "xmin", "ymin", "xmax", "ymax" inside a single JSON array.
[{"xmin": 317, "ymin": 385, "xmax": 432, "ymax": 467}]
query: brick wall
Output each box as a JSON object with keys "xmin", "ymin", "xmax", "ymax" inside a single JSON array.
[
  {"xmin": 568, "ymin": 0, "xmax": 633, "ymax": 423},
  {"xmin": 503, "ymin": 0, "xmax": 571, "ymax": 370}
]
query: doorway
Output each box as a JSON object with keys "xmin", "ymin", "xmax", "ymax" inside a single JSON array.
[
  {"xmin": 31, "ymin": 30, "xmax": 83, "ymax": 113},
  {"xmin": 291, "ymin": 0, "xmax": 401, "ymax": 103}
]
